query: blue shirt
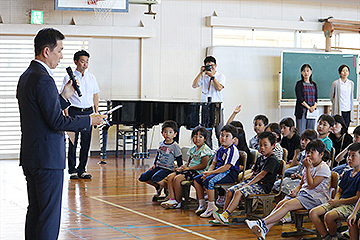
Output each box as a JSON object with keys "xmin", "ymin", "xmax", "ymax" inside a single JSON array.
[
  {"xmin": 339, "ymin": 169, "xmax": 360, "ymax": 199},
  {"xmin": 320, "ymin": 136, "xmax": 333, "ymax": 153},
  {"xmin": 214, "ymin": 144, "xmax": 241, "ymax": 173}
]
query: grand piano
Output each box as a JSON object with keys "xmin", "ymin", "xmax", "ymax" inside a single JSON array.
[{"xmin": 103, "ymin": 100, "xmax": 221, "ymax": 159}]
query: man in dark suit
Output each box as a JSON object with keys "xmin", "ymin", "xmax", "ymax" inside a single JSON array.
[{"xmin": 16, "ymin": 28, "xmax": 105, "ymax": 240}]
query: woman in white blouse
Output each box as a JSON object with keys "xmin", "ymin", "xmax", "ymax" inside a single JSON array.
[{"xmin": 330, "ymin": 64, "xmax": 354, "ymax": 128}]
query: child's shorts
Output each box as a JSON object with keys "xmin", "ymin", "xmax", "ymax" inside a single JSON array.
[
  {"xmin": 176, "ymin": 169, "xmax": 199, "ymax": 181},
  {"xmin": 321, "ymin": 202, "xmax": 356, "ymax": 218},
  {"xmin": 194, "ymin": 170, "xmax": 237, "ymax": 190},
  {"xmin": 138, "ymin": 167, "xmax": 172, "ymax": 183},
  {"xmin": 285, "ymin": 190, "xmax": 322, "ymax": 210},
  {"xmin": 228, "ymin": 179, "xmax": 265, "ymax": 198}
]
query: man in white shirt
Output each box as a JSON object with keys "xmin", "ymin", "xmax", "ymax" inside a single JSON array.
[
  {"xmin": 62, "ymin": 50, "xmax": 100, "ymax": 179},
  {"xmin": 192, "ymin": 56, "xmax": 226, "ymax": 148}
]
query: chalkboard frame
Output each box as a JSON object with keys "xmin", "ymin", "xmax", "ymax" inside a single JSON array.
[{"xmin": 280, "ymin": 51, "xmax": 359, "ymax": 101}]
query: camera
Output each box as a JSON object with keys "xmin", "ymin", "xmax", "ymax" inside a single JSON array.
[{"xmin": 204, "ymin": 65, "xmax": 212, "ymax": 71}]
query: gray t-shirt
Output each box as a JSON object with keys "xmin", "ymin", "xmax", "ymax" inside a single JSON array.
[{"xmin": 155, "ymin": 141, "xmax": 182, "ymax": 171}]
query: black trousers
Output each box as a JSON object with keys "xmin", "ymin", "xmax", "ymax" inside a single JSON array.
[
  {"xmin": 341, "ymin": 111, "xmax": 351, "ymax": 128},
  {"xmin": 67, "ymin": 107, "xmax": 93, "ymax": 174},
  {"xmin": 23, "ymin": 167, "xmax": 63, "ymax": 240}
]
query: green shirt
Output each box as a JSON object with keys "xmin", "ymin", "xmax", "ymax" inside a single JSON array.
[{"xmin": 187, "ymin": 143, "xmax": 213, "ymax": 174}]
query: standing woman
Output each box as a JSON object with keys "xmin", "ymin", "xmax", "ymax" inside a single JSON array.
[
  {"xmin": 295, "ymin": 64, "xmax": 318, "ymax": 134},
  {"xmin": 329, "ymin": 64, "xmax": 354, "ymax": 128}
]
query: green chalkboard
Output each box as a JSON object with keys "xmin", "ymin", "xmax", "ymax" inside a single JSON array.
[{"xmin": 281, "ymin": 51, "xmax": 358, "ymax": 100}]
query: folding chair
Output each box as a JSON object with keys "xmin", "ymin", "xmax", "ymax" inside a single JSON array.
[
  {"xmin": 283, "ymin": 148, "xmax": 288, "ymax": 162},
  {"xmin": 329, "ymin": 147, "xmax": 336, "ymax": 169}
]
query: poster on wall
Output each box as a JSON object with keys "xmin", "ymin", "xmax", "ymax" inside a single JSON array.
[{"xmin": 55, "ymin": 0, "xmax": 129, "ymax": 12}]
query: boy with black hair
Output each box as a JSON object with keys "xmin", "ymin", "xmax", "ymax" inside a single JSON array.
[
  {"xmin": 249, "ymin": 114, "xmax": 269, "ymax": 150},
  {"xmin": 138, "ymin": 120, "xmax": 182, "ymax": 201},
  {"xmin": 310, "ymin": 142, "xmax": 360, "ymax": 240},
  {"xmin": 210, "ymin": 131, "xmax": 279, "ymax": 225},
  {"xmin": 317, "ymin": 114, "xmax": 335, "ymax": 152},
  {"xmin": 193, "ymin": 125, "xmax": 241, "ymax": 218}
]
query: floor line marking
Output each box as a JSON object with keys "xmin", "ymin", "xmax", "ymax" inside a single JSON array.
[
  {"xmin": 91, "ymin": 196, "xmax": 216, "ymax": 240},
  {"xmin": 66, "ymin": 208, "xmax": 141, "ymax": 239},
  {"xmin": 91, "ymin": 193, "xmax": 155, "ymax": 197}
]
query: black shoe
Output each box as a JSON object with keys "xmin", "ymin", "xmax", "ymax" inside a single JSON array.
[
  {"xmin": 70, "ymin": 173, "xmax": 79, "ymax": 179},
  {"xmin": 79, "ymin": 172, "xmax": 92, "ymax": 179}
]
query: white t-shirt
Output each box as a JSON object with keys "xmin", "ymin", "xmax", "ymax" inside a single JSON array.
[
  {"xmin": 301, "ymin": 161, "xmax": 331, "ymax": 203},
  {"xmin": 198, "ymin": 72, "xmax": 226, "ymax": 103},
  {"xmin": 340, "ymin": 79, "xmax": 352, "ymax": 111},
  {"xmin": 61, "ymin": 69, "xmax": 100, "ymax": 108}
]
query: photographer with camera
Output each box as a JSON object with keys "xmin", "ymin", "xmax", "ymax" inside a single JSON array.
[{"xmin": 192, "ymin": 56, "xmax": 226, "ymax": 149}]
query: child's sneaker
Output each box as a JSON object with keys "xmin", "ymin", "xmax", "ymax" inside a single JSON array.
[
  {"xmin": 212, "ymin": 212, "xmax": 229, "ymax": 225},
  {"xmin": 172, "ymin": 201, "xmax": 181, "ymax": 209},
  {"xmin": 161, "ymin": 199, "xmax": 181, "ymax": 209},
  {"xmin": 200, "ymin": 205, "xmax": 218, "ymax": 218},
  {"xmin": 215, "ymin": 196, "xmax": 226, "ymax": 207},
  {"xmin": 252, "ymin": 225, "xmax": 266, "ymax": 240},
  {"xmin": 280, "ymin": 212, "xmax": 292, "ymax": 223},
  {"xmin": 245, "ymin": 220, "xmax": 267, "ymax": 240},
  {"xmin": 160, "ymin": 199, "xmax": 177, "ymax": 208},
  {"xmin": 209, "ymin": 219, "xmax": 222, "ymax": 225},
  {"xmin": 195, "ymin": 204, "xmax": 206, "ymax": 215},
  {"xmin": 245, "ymin": 219, "xmax": 259, "ymax": 229}
]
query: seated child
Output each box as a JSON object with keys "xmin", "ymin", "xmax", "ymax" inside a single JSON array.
[
  {"xmin": 246, "ymin": 140, "xmax": 331, "ymax": 240},
  {"xmin": 280, "ymin": 117, "xmax": 300, "ymax": 166},
  {"xmin": 138, "ymin": 120, "xmax": 182, "ymax": 201},
  {"xmin": 193, "ymin": 125, "xmax": 241, "ymax": 218},
  {"xmin": 209, "ymin": 131, "xmax": 279, "ymax": 225},
  {"xmin": 265, "ymin": 123, "xmax": 283, "ymax": 161},
  {"xmin": 216, "ymin": 127, "xmax": 250, "ymax": 206},
  {"xmin": 273, "ymin": 129, "xmax": 317, "ymax": 196},
  {"xmin": 249, "ymin": 114, "xmax": 269, "ymax": 150},
  {"xmin": 329, "ymin": 115, "xmax": 353, "ymax": 163},
  {"xmin": 347, "ymin": 196, "xmax": 360, "ymax": 240},
  {"xmin": 310, "ymin": 142, "xmax": 360, "ymax": 240},
  {"xmin": 317, "ymin": 114, "xmax": 334, "ymax": 153},
  {"xmin": 333, "ymin": 125, "xmax": 360, "ymax": 175},
  {"xmin": 160, "ymin": 126, "xmax": 212, "ymax": 209}
]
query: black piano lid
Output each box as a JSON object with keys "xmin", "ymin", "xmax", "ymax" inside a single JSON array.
[{"xmin": 109, "ymin": 100, "xmax": 221, "ymax": 129}]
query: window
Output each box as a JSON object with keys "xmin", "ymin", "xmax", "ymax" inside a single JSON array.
[
  {"xmin": 0, "ymin": 36, "xmax": 88, "ymax": 159},
  {"xmin": 212, "ymin": 28, "xmax": 346, "ymax": 50},
  {"xmin": 213, "ymin": 28, "xmax": 294, "ymax": 47}
]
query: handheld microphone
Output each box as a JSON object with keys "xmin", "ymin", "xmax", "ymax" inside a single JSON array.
[{"xmin": 66, "ymin": 67, "xmax": 82, "ymax": 97}]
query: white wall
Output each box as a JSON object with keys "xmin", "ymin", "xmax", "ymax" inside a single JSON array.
[{"xmin": 2, "ymin": 0, "xmax": 360, "ymax": 153}]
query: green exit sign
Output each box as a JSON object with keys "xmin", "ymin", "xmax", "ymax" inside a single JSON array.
[{"xmin": 31, "ymin": 10, "xmax": 44, "ymax": 24}]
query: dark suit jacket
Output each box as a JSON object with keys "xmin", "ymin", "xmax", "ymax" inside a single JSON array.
[{"xmin": 16, "ymin": 60, "xmax": 90, "ymax": 169}]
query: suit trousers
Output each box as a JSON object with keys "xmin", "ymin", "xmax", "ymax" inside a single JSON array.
[
  {"xmin": 68, "ymin": 107, "xmax": 93, "ymax": 174},
  {"xmin": 23, "ymin": 167, "xmax": 63, "ymax": 240}
]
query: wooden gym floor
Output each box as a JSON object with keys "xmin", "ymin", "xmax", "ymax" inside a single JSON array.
[{"xmin": 1, "ymin": 155, "xmax": 315, "ymax": 240}]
